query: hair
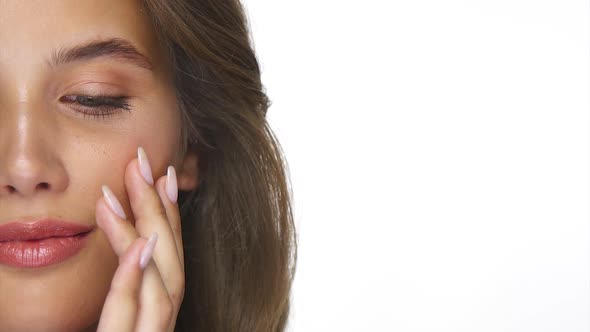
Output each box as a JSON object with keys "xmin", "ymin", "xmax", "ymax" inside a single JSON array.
[{"xmin": 139, "ymin": 1, "xmax": 297, "ymax": 331}]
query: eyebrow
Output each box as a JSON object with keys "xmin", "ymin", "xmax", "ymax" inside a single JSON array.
[{"xmin": 49, "ymin": 38, "xmax": 154, "ymax": 71}]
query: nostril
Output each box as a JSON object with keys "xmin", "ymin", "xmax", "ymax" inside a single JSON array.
[
  {"xmin": 3, "ymin": 183, "xmax": 52, "ymax": 194},
  {"xmin": 37, "ymin": 182, "xmax": 50, "ymax": 190}
]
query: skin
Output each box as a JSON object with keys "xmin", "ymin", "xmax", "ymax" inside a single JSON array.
[{"xmin": 0, "ymin": 0, "xmax": 198, "ymax": 331}]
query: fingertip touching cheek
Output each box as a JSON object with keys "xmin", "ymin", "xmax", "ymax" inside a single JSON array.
[{"xmin": 0, "ymin": 0, "xmax": 182, "ymax": 331}]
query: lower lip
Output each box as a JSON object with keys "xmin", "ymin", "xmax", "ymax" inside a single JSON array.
[{"xmin": 0, "ymin": 232, "xmax": 91, "ymax": 268}]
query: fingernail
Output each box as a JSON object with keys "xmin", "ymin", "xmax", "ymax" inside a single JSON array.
[
  {"xmin": 137, "ymin": 146, "xmax": 154, "ymax": 185},
  {"xmin": 139, "ymin": 232, "xmax": 158, "ymax": 270},
  {"xmin": 166, "ymin": 166, "xmax": 178, "ymax": 204},
  {"xmin": 101, "ymin": 185, "xmax": 127, "ymax": 220}
]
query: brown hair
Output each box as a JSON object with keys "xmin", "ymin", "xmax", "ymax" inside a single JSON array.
[{"xmin": 140, "ymin": 0, "xmax": 297, "ymax": 331}]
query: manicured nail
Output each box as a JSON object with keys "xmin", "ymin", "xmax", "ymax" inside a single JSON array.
[
  {"xmin": 139, "ymin": 232, "xmax": 158, "ymax": 270},
  {"xmin": 137, "ymin": 146, "xmax": 154, "ymax": 185},
  {"xmin": 101, "ymin": 185, "xmax": 127, "ymax": 220},
  {"xmin": 166, "ymin": 166, "xmax": 178, "ymax": 204}
]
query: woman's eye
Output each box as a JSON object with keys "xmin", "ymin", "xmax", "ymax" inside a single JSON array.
[{"xmin": 59, "ymin": 95, "xmax": 132, "ymax": 119}]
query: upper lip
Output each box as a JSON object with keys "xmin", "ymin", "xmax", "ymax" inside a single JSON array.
[{"xmin": 0, "ymin": 218, "xmax": 94, "ymax": 242}]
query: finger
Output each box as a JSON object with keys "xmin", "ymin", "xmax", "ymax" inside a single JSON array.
[
  {"xmin": 96, "ymin": 191, "xmax": 174, "ymax": 331},
  {"xmin": 96, "ymin": 237, "xmax": 147, "ymax": 332},
  {"xmin": 95, "ymin": 193, "xmax": 139, "ymax": 256},
  {"xmin": 155, "ymin": 169, "xmax": 186, "ymax": 327},
  {"xmin": 155, "ymin": 166, "xmax": 184, "ymax": 272},
  {"xmin": 125, "ymin": 148, "xmax": 184, "ymax": 297},
  {"xmin": 135, "ymin": 235, "xmax": 175, "ymax": 332}
]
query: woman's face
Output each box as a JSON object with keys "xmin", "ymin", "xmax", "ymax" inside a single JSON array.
[{"xmin": 0, "ymin": 0, "xmax": 197, "ymax": 331}]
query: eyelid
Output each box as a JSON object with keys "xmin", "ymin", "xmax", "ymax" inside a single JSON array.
[
  {"xmin": 58, "ymin": 94, "xmax": 133, "ymax": 120},
  {"xmin": 65, "ymin": 86, "xmax": 127, "ymax": 97},
  {"xmin": 60, "ymin": 78, "xmax": 133, "ymax": 94},
  {"xmin": 61, "ymin": 94, "xmax": 128, "ymax": 100}
]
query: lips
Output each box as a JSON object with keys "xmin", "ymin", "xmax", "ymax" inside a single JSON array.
[
  {"xmin": 0, "ymin": 219, "xmax": 94, "ymax": 242},
  {"xmin": 0, "ymin": 219, "xmax": 94, "ymax": 268}
]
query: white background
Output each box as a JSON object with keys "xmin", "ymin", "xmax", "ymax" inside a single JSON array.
[{"xmin": 242, "ymin": 1, "xmax": 590, "ymax": 331}]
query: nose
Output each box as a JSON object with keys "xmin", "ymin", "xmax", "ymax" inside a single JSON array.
[{"xmin": 0, "ymin": 103, "xmax": 69, "ymax": 197}]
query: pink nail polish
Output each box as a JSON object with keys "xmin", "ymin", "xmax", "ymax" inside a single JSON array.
[
  {"xmin": 137, "ymin": 146, "xmax": 154, "ymax": 185},
  {"xmin": 166, "ymin": 166, "xmax": 178, "ymax": 204},
  {"xmin": 101, "ymin": 185, "xmax": 127, "ymax": 220},
  {"xmin": 139, "ymin": 233, "xmax": 158, "ymax": 270}
]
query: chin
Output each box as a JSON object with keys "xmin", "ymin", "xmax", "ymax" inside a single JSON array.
[{"xmin": 0, "ymin": 234, "xmax": 117, "ymax": 332}]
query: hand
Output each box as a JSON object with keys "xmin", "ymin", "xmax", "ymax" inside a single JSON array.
[{"xmin": 94, "ymin": 147, "xmax": 185, "ymax": 332}]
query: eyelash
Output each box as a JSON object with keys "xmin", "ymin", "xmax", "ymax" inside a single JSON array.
[{"xmin": 59, "ymin": 95, "xmax": 132, "ymax": 119}]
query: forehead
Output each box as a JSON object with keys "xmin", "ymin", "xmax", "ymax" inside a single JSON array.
[{"xmin": 0, "ymin": 0, "xmax": 166, "ymax": 72}]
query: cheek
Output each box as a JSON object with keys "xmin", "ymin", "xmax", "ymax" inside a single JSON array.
[
  {"xmin": 129, "ymin": 105, "xmax": 183, "ymax": 176},
  {"xmin": 62, "ymin": 108, "xmax": 180, "ymax": 218},
  {"xmin": 67, "ymin": 106, "xmax": 181, "ymax": 181}
]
